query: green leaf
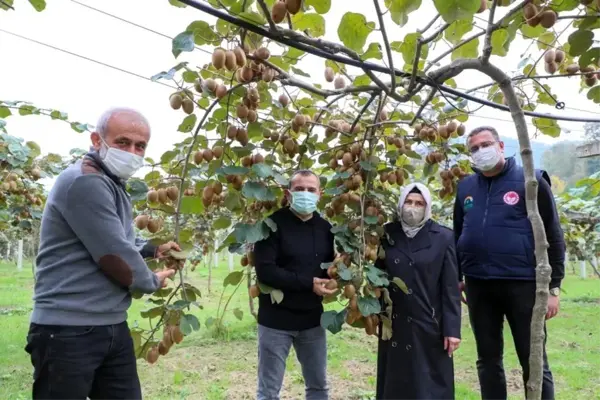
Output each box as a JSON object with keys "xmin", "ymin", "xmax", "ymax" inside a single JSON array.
[
  {"xmin": 520, "ymin": 23, "xmax": 545, "ymax": 39},
  {"xmin": 213, "ymin": 216, "xmax": 232, "ymax": 229},
  {"xmin": 399, "ymin": 33, "xmax": 421, "ymax": 64},
  {"xmin": 568, "ymin": 30, "xmax": 594, "ymax": 57},
  {"xmin": 320, "ymin": 310, "xmax": 346, "ymax": 334},
  {"xmin": 364, "ymin": 215, "xmax": 378, "ymax": 225},
  {"xmin": 533, "ymin": 117, "xmax": 560, "ymax": 138},
  {"xmin": 354, "ymin": 74, "xmax": 372, "ymax": 86},
  {"xmin": 337, "ymin": 12, "xmax": 374, "ymax": 52},
  {"xmin": 362, "ymin": 42, "xmax": 383, "ymax": 60},
  {"xmin": 358, "ymin": 296, "xmax": 381, "ymax": 316},
  {"xmin": 445, "ymin": 20, "xmax": 473, "ymax": 45},
  {"xmin": 168, "ymin": 249, "xmax": 191, "ymax": 260},
  {"xmin": 233, "ymin": 308, "xmax": 244, "ymax": 320},
  {"xmin": 18, "ymin": 105, "xmax": 36, "ymax": 116},
  {"xmin": 451, "ymin": 37, "xmax": 479, "ymax": 61},
  {"xmin": 242, "ymin": 181, "xmax": 276, "ymax": 201},
  {"xmin": 224, "ymin": 191, "xmax": 243, "ymax": 211},
  {"xmin": 385, "ymin": 0, "xmax": 422, "ymax": 27},
  {"xmin": 433, "ymin": 0, "xmax": 479, "ymax": 23},
  {"xmin": 140, "ymin": 306, "xmax": 164, "ymax": 319},
  {"xmin": 258, "ymin": 281, "xmax": 274, "ymax": 294},
  {"xmin": 550, "ymin": 0, "xmax": 579, "ymax": 11},
  {"xmin": 172, "ymin": 31, "xmax": 195, "ymax": 58},
  {"xmin": 224, "ymin": 270, "xmax": 244, "ymax": 287},
  {"xmin": 292, "ymin": 13, "xmax": 326, "ymax": 37},
  {"xmin": 252, "ymin": 163, "xmax": 274, "ymax": 178},
  {"xmin": 392, "ymin": 277, "xmax": 409, "ymax": 294},
  {"xmin": 234, "ymin": 221, "xmax": 271, "ymax": 244},
  {"xmin": 270, "ymin": 289, "xmax": 284, "ymax": 304},
  {"xmin": 587, "ymin": 86, "xmax": 600, "ymax": 104},
  {"xmin": 182, "ymin": 70, "xmax": 199, "ymax": 83},
  {"xmin": 239, "ymin": 11, "xmax": 266, "ymax": 26},
  {"xmin": 537, "ymin": 31, "xmax": 556, "ymax": 50},
  {"xmin": 359, "ymin": 160, "xmax": 376, "ymax": 171},
  {"xmin": 28, "ymin": 0, "xmax": 45, "ymax": 11},
  {"xmin": 0, "ymin": 107, "xmax": 11, "ymax": 118},
  {"xmin": 218, "ymin": 166, "xmax": 250, "ymax": 175},
  {"xmin": 186, "ymin": 21, "xmax": 220, "ymax": 45},
  {"xmin": 305, "ymin": 0, "xmax": 331, "ymax": 13},
  {"xmin": 264, "ymin": 217, "xmax": 278, "ymax": 232},
  {"xmin": 337, "ymin": 262, "xmax": 353, "ymax": 281},
  {"xmin": 178, "ymin": 114, "xmax": 197, "ymax": 133},
  {"xmin": 180, "ymin": 196, "xmax": 204, "ymax": 214},
  {"xmin": 365, "ymin": 266, "xmax": 389, "ymax": 286},
  {"xmin": 579, "ymin": 48, "xmax": 600, "ymax": 69},
  {"xmin": 180, "ymin": 314, "xmax": 200, "ymax": 335},
  {"xmin": 291, "ymin": 66, "xmax": 311, "ymax": 77},
  {"xmin": 491, "ymin": 29, "xmax": 509, "ymax": 57},
  {"xmin": 169, "ymin": 0, "xmax": 187, "ymax": 7}
]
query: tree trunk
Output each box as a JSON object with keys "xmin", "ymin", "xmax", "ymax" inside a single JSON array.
[
  {"xmin": 207, "ymin": 251, "xmax": 213, "ymax": 294},
  {"xmin": 588, "ymin": 258, "xmax": 600, "ymax": 279}
]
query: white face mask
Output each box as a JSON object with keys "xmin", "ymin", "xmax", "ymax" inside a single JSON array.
[
  {"xmin": 472, "ymin": 146, "xmax": 501, "ymax": 172},
  {"xmin": 98, "ymin": 137, "xmax": 144, "ymax": 180},
  {"xmin": 402, "ymin": 206, "xmax": 425, "ymax": 226}
]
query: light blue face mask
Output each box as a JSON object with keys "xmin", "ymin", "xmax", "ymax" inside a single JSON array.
[{"xmin": 290, "ymin": 191, "xmax": 319, "ymax": 215}]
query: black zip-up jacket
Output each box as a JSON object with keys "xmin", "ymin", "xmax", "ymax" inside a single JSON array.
[{"xmin": 254, "ymin": 207, "xmax": 335, "ymax": 331}]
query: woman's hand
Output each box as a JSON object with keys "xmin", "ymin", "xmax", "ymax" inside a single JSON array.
[{"xmin": 444, "ymin": 337, "xmax": 461, "ymax": 357}]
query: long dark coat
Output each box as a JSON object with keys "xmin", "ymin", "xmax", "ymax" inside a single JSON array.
[{"xmin": 375, "ymin": 220, "xmax": 461, "ymax": 400}]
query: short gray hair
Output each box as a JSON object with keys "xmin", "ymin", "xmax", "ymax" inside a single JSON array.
[
  {"xmin": 289, "ymin": 169, "xmax": 319, "ymax": 188},
  {"xmin": 95, "ymin": 107, "xmax": 151, "ymax": 138},
  {"xmin": 466, "ymin": 126, "xmax": 500, "ymax": 145}
]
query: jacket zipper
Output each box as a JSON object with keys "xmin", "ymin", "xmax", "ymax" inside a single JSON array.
[{"xmin": 482, "ymin": 180, "xmax": 493, "ymax": 228}]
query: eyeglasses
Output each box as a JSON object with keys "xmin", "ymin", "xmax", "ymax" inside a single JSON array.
[{"xmin": 469, "ymin": 140, "xmax": 497, "ymax": 154}]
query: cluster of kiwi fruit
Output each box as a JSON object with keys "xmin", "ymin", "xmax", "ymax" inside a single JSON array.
[
  {"xmin": 325, "ymin": 119, "xmax": 360, "ymax": 139},
  {"xmin": 147, "ymin": 186, "xmax": 179, "ymax": 205},
  {"xmin": 134, "ymin": 214, "xmax": 163, "ymax": 234},
  {"xmin": 169, "ymin": 90, "xmax": 195, "ymax": 115},
  {"xmin": 241, "ymin": 153, "xmax": 266, "ymax": 167},
  {"xmin": 193, "ymin": 146, "xmax": 224, "ymax": 165},
  {"xmin": 271, "ymin": 0, "xmax": 302, "ymax": 24},
  {"xmin": 543, "ymin": 49, "xmax": 566, "ymax": 75},
  {"xmin": 201, "ymin": 181, "xmax": 225, "ymax": 208},
  {"xmin": 385, "ymin": 135, "xmax": 410, "ymax": 155},
  {"xmin": 241, "ymin": 250, "xmax": 256, "ymax": 268},
  {"xmin": 226, "ymin": 125, "xmax": 250, "ymax": 146},
  {"xmin": 324, "ymin": 66, "xmax": 347, "ymax": 89},
  {"xmin": 523, "ymin": 3, "xmax": 558, "ymax": 29},
  {"xmin": 247, "ymin": 200, "xmax": 278, "ymax": 213},
  {"xmin": 328, "ymin": 143, "xmax": 368, "ymax": 172},
  {"xmin": 439, "ymin": 166, "xmax": 468, "ymax": 198},
  {"xmin": 581, "ymin": 66, "xmax": 599, "ymax": 87},
  {"xmin": 379, "ymin": 169, "xmax": 406, "ymax": 186},
  {"xmin": 212, "ymin": 45, "xmax": 274, "ymax": 84},
  {"xmin": 225, "ymin": 174, "xmax": 245, "ymax": 191},
  {"xmin": 414, "ymin": 121, "xmax": 465, "ymax": 142},
  {"xmin": 237, "ymin": 87, "xmax": 262, "ymax": 123},
  {"xmin": 291, "ymin": 113, "xmax": 313, "ymax": 133},
  {"xmin": 145, "ymin": 323, "xmax": 185, "ymax": 364}
]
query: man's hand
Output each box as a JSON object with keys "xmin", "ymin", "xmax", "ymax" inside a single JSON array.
[
  {"xmin": 444, "ymin": 337, "xmax": 461, "ymax": 357},
  {"xmin": 156, "ymin": 241, "xmax": 185, "ymax": 270},
  {"xmin": 155, "ymin": 269, "xmax": 176, "ymax": 288},
  {"xmin": 313, "ymin": 278, "xmax": 337, "ymax": 296},
  {"xmin": 546, "ymin": 294, "xmax": 560, "ymax": 320},
  {"xmin": 458, "ymin": 281, "xmax": 467, "ymax": 304}
]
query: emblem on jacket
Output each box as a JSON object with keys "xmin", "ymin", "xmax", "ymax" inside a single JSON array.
[
  {"xmin": 503, "ymin": 191, "xmax": 520, "ymax": 205},
  {"xmin": 463, "ymin": 196, "xmax": 473, "ymax": 211}
]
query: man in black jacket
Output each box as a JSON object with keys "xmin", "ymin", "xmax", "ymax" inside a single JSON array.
[
  {"xmin": 254, "ymin": 169, "xmax": 336, "ymax": 400},
  {"xmin": 453, "ymin": 126, "xmax": 566, "ymax": 400}
]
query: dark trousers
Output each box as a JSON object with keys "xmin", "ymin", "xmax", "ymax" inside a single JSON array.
[
  {"xmin": 24, "ymin": 321, "xmax": 142, "ymax": 400},
  {"xmin": 465, "ymin": 277, "xmax": 555, "ymax": 400}
]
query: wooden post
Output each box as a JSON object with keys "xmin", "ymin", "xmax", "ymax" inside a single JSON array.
[
  {"xmin": 580, "ymin": 260, "xmax": 587, "ymax": 279},
  {"xmin": 17, "ymin": 239, "xmax": 24, "ymax": 271},
  {"xmin": 213, "ymin": 240, "xmax": 218, "ymax": 268},
  {"xmin": 228, "ymin": 251, "xmax": 234, "ymax": 272},
  {"xmin": 5, "ymin": 242, "xmax": 10, "ymax": 261}
]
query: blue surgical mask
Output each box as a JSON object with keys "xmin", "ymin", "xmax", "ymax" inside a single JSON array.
[
  {"xmin": 98, "ymin": 136, "xmax": 144, "ymax": 180},
  {"xmin": 290, "ymin": 191, "xmax": 319, "ymax": 215}
]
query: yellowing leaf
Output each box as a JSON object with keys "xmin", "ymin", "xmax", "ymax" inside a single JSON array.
[
  {"xmin": 337, "ymin": 12, "xmax": 374, "ymax": 52},
  {"xmin": 433, "ymin": 0, "xmax": 479, "ymax": 24},
  {"xmin": 385, "ymin": 0, "xmax": 422, "ymax": 27},
  {"xmin": 451, "ymin": 38, "xmax": 480, "ymax": 61},
  {"xmin": 292, "ymin": 12, "xmax": 326, "ymax": 37}
]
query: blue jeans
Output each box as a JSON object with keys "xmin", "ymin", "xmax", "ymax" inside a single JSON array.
[
  {"xmin": 24, "ymin": 321, "xmax": 141, "ymax": 399},
  {"xmin": 257, "ymin": 324, "xmax": 328, "ymax": 400}
]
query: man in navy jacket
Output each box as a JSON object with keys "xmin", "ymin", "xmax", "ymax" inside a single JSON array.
[{"xmin": 453, "ymin": 126, "xmax": 565, "ymax": 400}]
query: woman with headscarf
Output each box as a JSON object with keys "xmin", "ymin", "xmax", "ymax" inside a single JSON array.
[{"xmin": 375, "ymin": 182, "xmax": 462, "ymax": 400}]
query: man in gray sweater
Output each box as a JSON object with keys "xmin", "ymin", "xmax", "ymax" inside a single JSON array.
[{"xmin": 25, "ymin": 107, "xmax": 182, "ymax": 399}]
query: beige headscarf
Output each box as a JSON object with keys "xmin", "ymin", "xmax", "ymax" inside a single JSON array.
[{"xmin": 397, "ymin": 182, "xmax": 432, "ymax": 238}]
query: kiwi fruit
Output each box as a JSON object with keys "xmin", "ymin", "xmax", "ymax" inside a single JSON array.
[
  {"xmin": 255, "ymin": 47, "xmax": 270, "ymax": 60},
  {"xmin": 543, "ymin": 50, "xmax": 556, "ymax": 64},
  {"xmin": 212, "ymin": 146, "xmax": 224, "ymax": 159},
  {"xmin": 237, "ymin": 128, "xmax": 249, "ymax": 146},
  {"xmin": 477, "ymin": 0, "xmax": 487, "ymax": 13},
  {"xmin": 271, "ymin": 1, "xmax": 287, "ymax": 24},
  {"xmin": 247, "ymin": 109, "xmax": 258, "ymax": 123},
  {"xmin": 285, "ymin": 0, "xmax": 302, "ymax": 14},
  {"xmin": 545, "ymin": 62, "xmax": 558, "ymax": 74},
  {"xmin": 225, "ymin": 50, "xmax": 237, "ymax": 71},
  {"xmin": 539, "ymin": 10, "xmax": 557, "ymax": 29},
  {"xmin": 334, "ymin": 76, "xmax": 346, "ymax": 89},
  {"xmin": 212, "ymin": 48, "xmax": 226, "ymax": 69},
  {"xmin": 237, "ymin": 104, "xmax": 249, "ymax": 119},
  {"xmin": 169, "ymin": 94, "xmax": 183, "ymax": 110},
  {"xmin": 203, "ymin": 149, "xmax": 214, "ymax": 162},
  {"xmin": 167, "ymin": 186, "xmax": 179, "ymax": 201},
  {"xmin": 554, "ymin": 49, "xmax": 565, "ymax": 64},
  {"xmin": 279, "ymin": 94, "xmax": 289, "ymax": 107},
  {"xmin": 233, "ymin": 47, "xmax": 247, "ymax": 67},
  {"xmin": 145, "ymin": 347, "xmax": 159, "ymax": 364},
  {"xmin": 135, "ymin": 215, "xmax": 149, "ymax": 229},
  {"xmin": 204, "ymin": 78, "xmax": 217, "ymax": 92},
  {"xmin": 215, "ymin": 84, "xmax": 228, "ymax": 99},
  {"xmin": 147, "ymin": 190, "xmax": 159, "ymax": 203},
  {"xmin": 182, "ymin": 99, "xmax": 194, "ymax": 115},
  {"xmin": 147, "ymin": 219, "xmax": 160, "ymax": 234},
  {"xmin": 324, "ymin": 67, "xmax": 335, "ymax": 82},
  {"xmin": 566, "ymin": 64, "xmax": 580, "ymax": 75},
  {"xmin": 249, "ymin": 285, "xmax": 260, "ymax": 298}
]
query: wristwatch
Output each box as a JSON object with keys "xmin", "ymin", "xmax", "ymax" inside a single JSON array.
[{"xmin": 549, "ymin": 287, "xmax": 560, "ymax": 297}]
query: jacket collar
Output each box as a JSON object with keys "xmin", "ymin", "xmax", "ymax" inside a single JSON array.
[
  {"xmin": 386, "ymin": 219, "xmax": 439, "ymax": 253},
  {"xmin": 84, "ymin": 150, "xmax": 126, "ymax": 189},
  {"xmin": 473, "ymin": 156, "xmax": 516, "ymax": 180}
]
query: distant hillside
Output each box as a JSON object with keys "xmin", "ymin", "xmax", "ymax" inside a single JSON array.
[{"xmin": 500, "ymin": 136, "xmax": 550, "ymax": 168}]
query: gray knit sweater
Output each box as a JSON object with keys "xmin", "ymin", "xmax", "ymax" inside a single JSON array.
[{"xmin": 31, "ymin": 152, "xmax": 160, "ymax": 326}]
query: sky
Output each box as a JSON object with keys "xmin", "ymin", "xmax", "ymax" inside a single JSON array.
[{"xmin": 0, "ymin": 0, "xmax": 597, "ymax": 178}]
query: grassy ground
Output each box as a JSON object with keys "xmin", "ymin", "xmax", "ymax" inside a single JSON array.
[{"xmin": 1, "ymin": 259, "xmax": 599, "ymax": 400}]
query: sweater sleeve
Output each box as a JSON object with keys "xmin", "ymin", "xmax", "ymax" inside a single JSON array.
[
  {"xmin": 452, "ymin": 193, "xmax": 464, "ymax": 282},
  {"xmin": 537, "ymin": 175, "xmax": 566, "ymax": 289},
  {"xmin": 254, "ymin": 227, "xmax": 315, "ymax": 292},
  {"xmin": 63, "ymin": 175, "xmax": 160, "ymax": 294},
  {"xmin": 135, "ymin": 238, "xmax": 158, "ymax": 259}
]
